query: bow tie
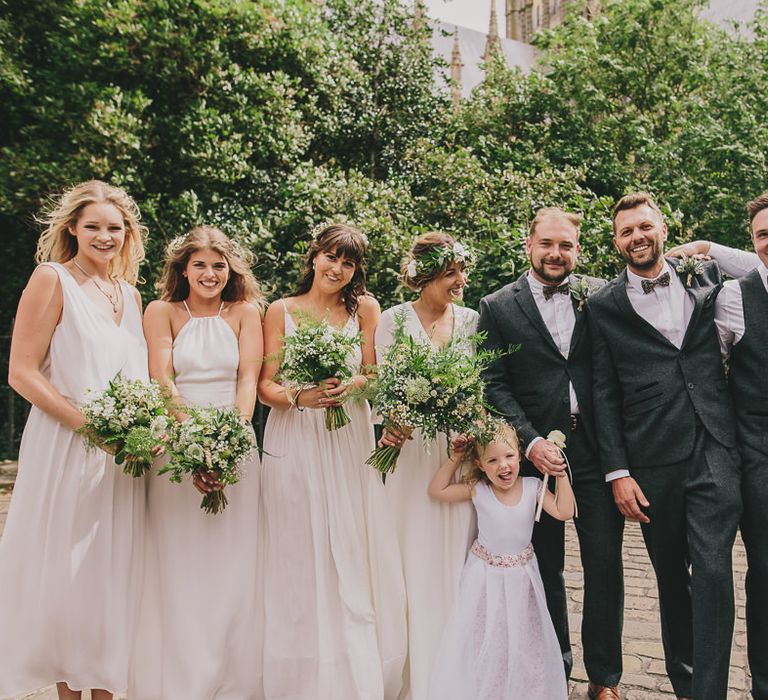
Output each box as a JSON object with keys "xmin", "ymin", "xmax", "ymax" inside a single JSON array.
[
  {"xmin": 641, "ymin": 271, "xmax": 671, "ymax": 294},
  {"xmin": 542, "ymin": 282, "xmax": 570, "ymax": 301}
]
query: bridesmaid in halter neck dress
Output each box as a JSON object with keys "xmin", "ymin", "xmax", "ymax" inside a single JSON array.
[
  {"xmin": 258, "ymin": 224, "xmax": 406, "ymax": 700},
  {"xmin": 129, "ymin": 226, "xmax": 265, "ymax": 700},
  {"xmin": 0, "ymin": 181, "xmax": 148, "ymax": 700}
]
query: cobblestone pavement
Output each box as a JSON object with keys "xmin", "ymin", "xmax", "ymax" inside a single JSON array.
[{"xmin": 0, "ymin": 463, "xmax": 752, "ymax": 699}]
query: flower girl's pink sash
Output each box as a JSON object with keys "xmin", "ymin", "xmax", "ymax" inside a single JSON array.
[{"xmin": 470, "ymin": 541, "xmax": 534, "ymax": 568}]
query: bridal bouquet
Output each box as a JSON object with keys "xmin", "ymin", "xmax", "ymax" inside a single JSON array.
[
  {"xmin": 278, "ymin": 315, "xmax": 361, "ymax": 431},
  {"xmin": 160, "ymin": 407, "xmax": 256, "ymax": 514},
  {"xmin": 80, "ymin": 373, "xmax": 169, "ymax": 477},
  {"xmin": 366, "ymin": 314, "xmax": 504, "ymax": 474}
]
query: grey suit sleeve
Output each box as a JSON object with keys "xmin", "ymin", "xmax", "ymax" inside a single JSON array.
[
  {"xmin": 478, "ymin": 298, "xmax": 540, "ymax": 448},
  {"xmin": 588, "ymin": 307, "xmax": 630, "ymax": 473}
]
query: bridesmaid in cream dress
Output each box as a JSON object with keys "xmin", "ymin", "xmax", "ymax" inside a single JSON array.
[
  {"xmin": 375, "ymin": 232, "xmax": 478, "ymax": 700},
  {"xmin": 259, "ymin": 224, "xmax": 406, "ymax": 700},
  {"xmin": 129, "ymin": 226, "xmax": 264, "ymax": 700},
  {"xmin": 0, "ymin": 181, "xmax": 148, "ymax": 700}
]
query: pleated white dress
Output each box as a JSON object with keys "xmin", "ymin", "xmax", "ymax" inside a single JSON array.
[
  {"xmin": 129, "ymin": 302, "xmax": 263, "ymax": 700},
  {"xmin": 374, "ymin": 302, "xmax": 478, "ymax": 700},
  {"xmin": 260, "ymin": 303, "xmax": 407, "ymax": 700},
  {"xmin": 428, "ymin": 479, "xmax": 567, "ymax": 700},
  {"xmin": 0, "ymin": 262, "xmax": 147, "ymax": 698}
]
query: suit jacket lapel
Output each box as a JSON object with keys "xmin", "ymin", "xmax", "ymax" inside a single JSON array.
[
  {"xmin": 672, "ymin": 259, "xmax": 709, "ymax": 349},
  {"xmin": 512, "ymin": 274, "xmax": 561, "ymax": 355},
  {"xmin": 610, "ymin": 269, "xmax": 677, "ymax": 349},
  {"xmin": 568, "ymin": 275, "xmax": 586, "ymax": 355}
]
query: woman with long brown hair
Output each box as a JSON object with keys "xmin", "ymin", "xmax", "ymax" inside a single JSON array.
[
  {"xmin": 0, "ymin": 180, "xmax": 148, "ymax": 700},
  {"xmin": 129, "ymin": 226, "xmax": 265, "ymax": 699},
  {"xmin": 258, "ymin": 223, "xmax": 406, "ymax": 699}
]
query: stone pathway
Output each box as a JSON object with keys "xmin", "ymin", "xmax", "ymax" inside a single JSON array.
[{"xmin": 0, "ymin": 463, "xmax": 752, "ymax": 699}]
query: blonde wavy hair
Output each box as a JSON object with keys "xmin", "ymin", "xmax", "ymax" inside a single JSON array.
[
  {"xmin": 157, "ymin": 226, "xmax": 265, "ymax": 310},
  {"xmin": 466, "ymin": 423, "xmax": 521, "ymax": 486},
  {"xmin": 35, "ymin": 180, "xmax": 146, "ymax": 284}
]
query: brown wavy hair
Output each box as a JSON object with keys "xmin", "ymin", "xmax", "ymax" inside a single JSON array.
[
  {"xmin": 290, "ymin": 223, "xmax": 369, "ymax": 316},
  {"xmin": 157, "ymin": 226, "xmax": 265, "ymax": 309},
  {"xmin": 35, "ymin": 180, "xmax": 146, "ymax": 284},
  {"xmin": 401, "ymin": 231, "xmax": 460, "ymax": 291}
]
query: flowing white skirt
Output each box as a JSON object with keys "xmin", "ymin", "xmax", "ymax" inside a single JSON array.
[
  {"xmin": 0, "ymin": 407, "xmax": 145, "ymax": 698},
  {"xmin": 428, "ymin": 553, "xmax": 568, "ymax": 700},
  {"xmin": 261, "ymin": 400, "xmax": 407, "ymax": 700},
  {"xmin": 384, "ymin": 429, "xmax": 475, "ymax": 700},
  {"xmin": 129, "ymin": 448, "xmax": 263, "ymax": 699}
]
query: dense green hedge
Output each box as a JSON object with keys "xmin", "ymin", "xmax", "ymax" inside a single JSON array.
[{"xmin": 4, "ymin": 0, "xmax": 768, "ymax": 330}]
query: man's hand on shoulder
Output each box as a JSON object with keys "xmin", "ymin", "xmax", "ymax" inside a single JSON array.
[{"xmin": 611, "ymin": 476, "xmax": 650, "ymax": 523}]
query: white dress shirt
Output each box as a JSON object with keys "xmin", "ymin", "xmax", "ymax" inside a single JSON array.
[
  {"xmin": 524, "ymin": 272, "xmax": 579, "ymax": 458},
  {"xmin": 713, "ymin": 258, "xmax": 767, "ymax": 357}
]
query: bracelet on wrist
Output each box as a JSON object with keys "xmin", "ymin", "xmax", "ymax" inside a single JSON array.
[{"xmin": 295, "ymin": 388, "xmax": 305, "ymax": 412}]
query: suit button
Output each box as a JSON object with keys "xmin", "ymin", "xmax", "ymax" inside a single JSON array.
[
  {"xmin": 562, "ymin": 397, "xmax": 569, "ymax": 404},
  {"xmin": 687, "ymin": 382, "xmax": 695, "ymax": 389}
]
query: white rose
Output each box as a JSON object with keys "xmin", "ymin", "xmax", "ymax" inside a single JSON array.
[{"xmin": 406, "ymin": 259, "xmax": 418, "ymax": 278}]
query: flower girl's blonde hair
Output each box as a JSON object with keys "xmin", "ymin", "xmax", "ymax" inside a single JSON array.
[
  {"xmin": 35, "ymin": 180, "xmax": 146, "ymax": 284},
  {"xmin": 466, "ymin": 423, "xmax": 521, "ymax": 486}
]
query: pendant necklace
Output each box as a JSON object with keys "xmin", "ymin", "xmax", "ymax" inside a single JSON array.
[{"xmin": 72, "ymin": 258, "xmax": 121, "ymax": 313}]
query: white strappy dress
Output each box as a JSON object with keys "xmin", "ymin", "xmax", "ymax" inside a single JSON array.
[
  {"xmin": 129, "ymin": 301, "xmax": 264, "ymax": 700},
  {"xmin": 375, "ymin": 302, "xmax": 478, "ymax": 700},
  {"xmin": 0, "ymin": 262, "xmax": 147, "ymax": 698},
  {"xmin": 260, "ymin": 302, "xmax": 407, "ymax": 700}
]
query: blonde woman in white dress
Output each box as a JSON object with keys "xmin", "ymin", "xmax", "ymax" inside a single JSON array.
[
  {"xmin": 375, "ymin": 232, "xmax": 479, "ymax": 700},
  {"xmin": 129, "ymin": 226, "xmax": 265, "ymax": 700},
  {"xmin": 259, "ymin": 223, "xmax": 406, "ymax": 700},
  {"xmin": 0, "ymin": 180, "xmax": 148, "ymax": 700}
]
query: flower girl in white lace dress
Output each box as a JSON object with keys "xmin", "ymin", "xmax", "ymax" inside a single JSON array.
[{"xmin": 427, "ymin": 424, "xmax": 574, "ymax": 700}]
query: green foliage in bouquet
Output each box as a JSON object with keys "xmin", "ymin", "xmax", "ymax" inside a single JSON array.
[
  {"xmin": 160, "ymin": 406, "xmax": 256, "ymax": 514},
  {"xmin": 366, "ymin": 312, "xmax": 512, "ymax": 473},
  {"xmin": 80, "ymin": 374, "xmax": 169, "ymax": 477},
  {"xmin": 277, "ymin": 312, "xmax": 362, "ymax": 430}
]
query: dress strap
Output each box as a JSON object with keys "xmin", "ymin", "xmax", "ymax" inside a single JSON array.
[
  {"xmin": 217, "ymin": 301, "xmax": 225, "ymax": 317},
  {"xmin": 182, "ymin": 300, "xmax": 193, "ymax": 319}
]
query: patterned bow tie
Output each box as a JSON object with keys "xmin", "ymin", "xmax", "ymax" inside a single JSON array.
[
  {"xmin": 641, "ymin": 271, "xmax": 671, "ymax": 294},
  {"xmin": 542, "ymin": 282, "xmax": 570, "ymax": 301}
]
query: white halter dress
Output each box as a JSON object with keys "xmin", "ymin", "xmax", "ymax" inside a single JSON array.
[
  {"xmin": 129, "ymin": 301, "xmax": 264, "ymax": 700},
  {"xmin": 0, "ymin": 262, "xmax": 147, "ymax": 698}
]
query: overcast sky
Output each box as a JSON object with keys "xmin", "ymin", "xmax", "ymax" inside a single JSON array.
[{"xmin": 424, "ymin": 0, "xmax": 506, "ymax": 35}]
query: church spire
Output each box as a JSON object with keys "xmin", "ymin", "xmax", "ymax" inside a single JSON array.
[
  {"xmin": 450, "ymin": 26, "xmax": 463, "ymax": 111},
  {"xmin": 483, "ymin": 0, "xmax": 502, "ymax": 61}
]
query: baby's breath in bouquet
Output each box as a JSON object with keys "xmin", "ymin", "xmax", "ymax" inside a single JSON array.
[
  {"xmin": 278, "ymin": 313, "xmax": 362, "ymax": 431},
  {"xmin": 160, "ymin": 407, "xmax": 256, "ymax": 514},
  {"xmin": 80, "ymin": 373, "xmax": 169, "ymax": 477},
  {"xmin": 366, "ymin": 313, "xmax": 505, "ymax": 474}
]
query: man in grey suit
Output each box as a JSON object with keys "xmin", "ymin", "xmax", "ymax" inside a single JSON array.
[
  {"xmin": 588, "ymin": 192, "xmax": 742, "ymax": 700},
  {"xmin": 479, "ymin": 208, "xmax": 625, "ymax": 700}
]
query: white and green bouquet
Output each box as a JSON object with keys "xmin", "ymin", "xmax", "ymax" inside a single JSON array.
[
  {"xmin": 160, "ymin": 406, "xmax": 256, "ymax": 514},
  {"xmin": 277, "ymin": 314, "xmax": 362, "ymax": 431},
  {"xmin": 80, "ymin": 373, "xmax": 169, "ymax": 477},
  {"xmin": 366, "ymin": 314, "xmax": 506, "ymax": 474}
]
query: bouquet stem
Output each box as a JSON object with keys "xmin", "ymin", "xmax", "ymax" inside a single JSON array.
[
  {"xmin": 201, "ymin": 490, "xmax": 228, "ymax": 515},
  {"xmin": 325, "ymin": 405, "xmax": 351, "ymax": 431},
  {"xmin": 366, "ymin": 444, "xmax": 402, "ymax": 474}
]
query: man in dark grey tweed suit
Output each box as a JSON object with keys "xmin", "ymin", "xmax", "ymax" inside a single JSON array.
[
  {"xmin": 479, "ymin": 208, "xmax": 625, "ymax": 700},
  {"xmin": 588, "ymin": 192, "xmax": 743, "ymax": 700}
]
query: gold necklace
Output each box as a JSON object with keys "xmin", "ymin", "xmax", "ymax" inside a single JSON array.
[{"xmin": 72, "ymin": 258, "xmax": 121, "ymax": 313}]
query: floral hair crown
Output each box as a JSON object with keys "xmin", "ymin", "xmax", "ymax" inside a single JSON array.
[
  {"xmin": 405, "ymin": 241, "xmax": 475, "ymax": 280},
  {"xmin": 166, "ymin": 231, "xmax": 253, "ymax": 264},
  {"xmin": 465, "ymin": 414, "xmax": 513, "ymax": 451},
  {"xmin": 309, "ymin": 217, "xmax": 368, "ymax": 246}
]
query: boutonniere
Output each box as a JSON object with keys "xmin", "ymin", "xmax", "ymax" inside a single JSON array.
[
  {"xmin": 569, "ymin": 278, "xmax": 597, "ymax": 312},
  {"xmin": 675, "ymin": 254, "xmax": 704, "ymax": 287}
]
